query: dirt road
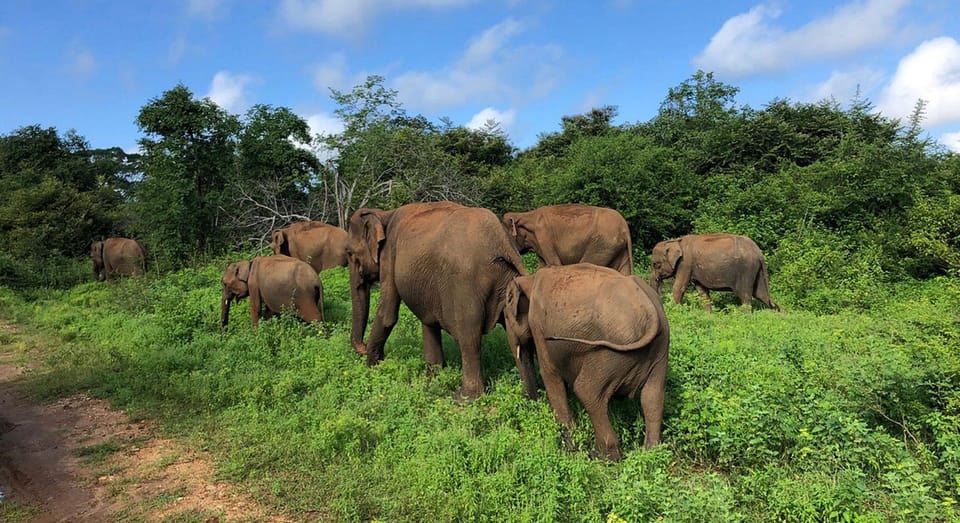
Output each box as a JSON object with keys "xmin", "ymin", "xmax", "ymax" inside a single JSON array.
[{"xmin": 0, "ymin": 321, "xmax": 290, "ymax": 522}]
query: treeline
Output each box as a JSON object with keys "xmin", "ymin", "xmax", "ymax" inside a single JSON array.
[{"xmin": 2, "ymin": 72, "xmax": 958, "ymax": 304}]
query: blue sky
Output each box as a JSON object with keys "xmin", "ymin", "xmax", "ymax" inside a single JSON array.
[{"xmin": 2, "ymin": 0, "xmax": 959, "ymax": 153}]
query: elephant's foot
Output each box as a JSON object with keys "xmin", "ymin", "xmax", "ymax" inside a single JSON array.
[{"xmin": 351, "ymin": 340, "xmax": 367, "ymax": 356}]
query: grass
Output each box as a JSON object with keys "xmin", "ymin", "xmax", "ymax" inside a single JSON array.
[{"xmin": 0, "ymin": 262, "xmax": 958, "ymax": 521}]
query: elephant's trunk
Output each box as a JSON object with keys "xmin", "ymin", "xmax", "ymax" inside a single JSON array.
[
  {"xmin": 349, "ymin": 269, "xmax": 370, "ymax": 355},
  {"xmin": 650, "ymin": 269, "xmax": 661, "ymax": 294},
  {"xmin": 221, "ymin": 288, "xmax": 233, "ymax": 328}
]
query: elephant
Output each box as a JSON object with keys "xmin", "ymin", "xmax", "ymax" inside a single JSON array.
[
  {"xmin": 220, "ymin": 255, "xmax": 324, "ymax": 328},
  {"xmin": 503, "ymin": 263, "xmax": 669, "ymax": 461},
  {"xmin": 270, "ymin": 221, "xmax": 348, "ymax": 273},
  {"xmin": 649, "ymin": 233, "xmax": 780, "ymax": 312},
  {"xmin": 91, "ymin": 237, "xmax": 146, "ymax": 281},
  {"xmin": 347, "ymin": 201, "xmax": 538, "ymax": 400},
  {"xmin": 502, "ymin": 204, "xmax": 634, "ymax": 275}
]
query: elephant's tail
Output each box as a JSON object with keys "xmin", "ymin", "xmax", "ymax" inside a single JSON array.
[
  {"xmin": 755, "ymin": 258, "xmax": 781, "ymax": 311},
  {"xmin": 545, "ymin": 332, "xmax": 660, "ymax": 352}
]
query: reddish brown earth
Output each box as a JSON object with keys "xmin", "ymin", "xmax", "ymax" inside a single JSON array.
[{"xmin": 0, "ymin": 321, "xmax": 291, "ymax": 522}]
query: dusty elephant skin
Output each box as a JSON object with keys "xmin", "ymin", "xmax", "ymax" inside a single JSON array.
[
  {"xmin": 270, "ymin": 221, "xmax": 348, "ymax": 273},
  {"xmin": 649, "ymin": 233, "xmax": 780, "ymax": 312},
  {"xmin": 90, "ymin": 237, "xmax": 146, "ymax": 282},
  {"xmin": 503, "ymin": 263, "xmax": 669, "ymax": 461},
  {"xmin": 502, "ymin": 204, "xmax": 634, "ymax": 275},
  {"xmin": 346, "ymin": 201, "xmax": 538, "ymax": 400},
  {"xmin": 220, "ymin": 255, "xmax": 324, "ymax": 328}
]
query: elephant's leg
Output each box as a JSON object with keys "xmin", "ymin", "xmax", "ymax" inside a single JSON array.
[
  {"xmin": 456, "ymin": 331, "xmax": 484, "ymax": 399},
  {"xmin": 671, "ymin": 265, "xmax": 692, "ymax": 305},
  {"xmin": 540, "ymin": 355, "xmax": 575, "ymax": 449},
  {"xmin": 249, "ymin": 292, "xmax": 262, "ymax": 328},
  {"xmin": 639, "ymin": 354, "xmax": 668, "ymax": 450},
  {"xmin": 573, "ymin": 378, "xmax": 620, "ymax": 460},
  {"xmin": 694, "ymin": 283, "xmax": 714, "ymax": 312},
  {"xmin": 422, "ymin": 323, "xmax": 446, "ymax": 374},
  {"xmin": 365, "ymin": 283, "xmax": 401, "ymax": 366}
]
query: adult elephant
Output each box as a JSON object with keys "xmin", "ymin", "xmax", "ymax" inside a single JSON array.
[
  {"xmin": 221, "ymin": 255, "xmax": 324, "ymax": 328},
  {"xmin": 503, "ymin": 263, "xmax": 669, "ymax": 461},
  {"xmin": 649, "ymin": 233, "xmax": 780, "ymax": 312},
  {"xmin": 502, "ymin": 204, "xmax": 634, "ymax": 275},
  {"xmin": 270, "ymin": 221, "xmax": 348, "ymax": 273},
  {"xmin": 347, "ymin": 202, "xmax": 538, "ymax": 400},
  {"xmin": 91, "ymin": 237, "xmax": 146, "ymax": 281}
]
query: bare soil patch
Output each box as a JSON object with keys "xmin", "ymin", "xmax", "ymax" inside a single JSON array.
[{"xmin": 0, "ymin": 320, "xmax": 291, "ymax": 522}]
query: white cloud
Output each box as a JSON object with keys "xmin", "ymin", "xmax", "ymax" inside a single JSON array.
[
  {"xmin": 392, "ymin": 18, "xmax": 564, "ymax": 111},
  {"xmin": 279, "ymin": 0, "xmax": 476, "ymax": 36},
  {"xmin": 940, "ymin": 131, "xmax": 960, "ymax": 152},
  {"xmin": 205, "ymin": 71, "xmax": 257, "ymax": 113},
  {"xmin": 694, "ymin": 0, "xmax": 910, "ymax": 76},
  {"xmin": 460, "ymin": 18, "xmax": 523, "ymax": 67},
  {"xmin": 466, "ymin": 107, "xmax": 516, "ymax": 131},
  {"xmin": 305, "ymin": 112, "xmax": 344, "ymax": 138},
  {"xmin": 310, "ymin": 52, "xmax": 369, "ymax": 93},
  {"xmin": 66, "ymin": 46, "xmax": 97, "ymax": 77},
  {"xmin": 186, "ymin": 0, "xmax": 225, "ymax": 18},
  {"xmin": 878, "ymin": 37, "xmax": 960, "ymax": 127},
  {"xmin": 167, "ymin": 36, "xmax": 190, "ymax": 66},
  {"xmin": 809, "ymin": 67, "xmax": 885, "ymax": 102}
]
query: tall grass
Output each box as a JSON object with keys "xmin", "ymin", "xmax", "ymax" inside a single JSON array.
[{"xmin": 1, "ymin": 262, "xmax": 958, "ymax": 521}]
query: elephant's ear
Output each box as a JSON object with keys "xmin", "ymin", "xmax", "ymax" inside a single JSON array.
[
  {"xmin": 361, "ymin": 211, "xmax": 386, "ymax": 264},
  {"xmin": 271, "ymin": 229, "xmax": 287, "ymax": 255},
  {"xmin": 666, "ymin": 241, "xmax": 682, "ymax": 271},
  {"xmin": 235, "ymin": 261, "xmax": 251, "ymax": 282}
]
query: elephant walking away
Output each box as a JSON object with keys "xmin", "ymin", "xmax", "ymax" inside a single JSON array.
[
  {"xmin": 271, "ymin": 221, "xmax": 348, "ymax": 273},
  {"xmin": 649, "ymin": 233, "xmax": 780, "ymax": 312},
  {"xmin": 91, "ymin": 237, "xmax": 146, "ymax": 281},
  {"xmin": 502, "ymin": 204, "xmax": 634, "ymax": 275},
  {"xmin": 221, "ymin": 255, "xmax": 324, "ymax": 328},
  {"xmin": 347, "ymin": 202, "xmax": 538, "ymax": 400},
  {"xmin": 503, "ymin": 263, "xmax": 669, "ymax": 460}
]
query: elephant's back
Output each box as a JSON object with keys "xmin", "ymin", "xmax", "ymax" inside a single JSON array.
[{"xmin": 536, "ymin": 265, "xmax": 657, "ymax": 346}]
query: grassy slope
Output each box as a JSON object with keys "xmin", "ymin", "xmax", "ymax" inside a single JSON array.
[{"xmin": 1, "ymin": 262, "xmax": 958, "ymax": 522}]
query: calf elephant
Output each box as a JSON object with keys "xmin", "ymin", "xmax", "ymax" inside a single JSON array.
[
  {"xmin": 649, "ymin": 233, "xmax": 780, "ymax": 312},
  {"xmin": 221, "ymin": 255, "xmax": 324, "ymax": 328},
  {"xmin": 502, "ymin": 204, "xmax": 634, "ymax": 275},
  {"xmin": 347, "ymin": 201, "xmax": 538, "ymax": 400},
  {"xmin": 270, "ymin": 221, "xmax": 348, "ymax": 273},
  {"xmin": 503, "ymin": 263, "xmax": 669, "ymax": 460},
  {"xmin": 91, "ymin": 237, "xmax": 146, "ymax": 281}
]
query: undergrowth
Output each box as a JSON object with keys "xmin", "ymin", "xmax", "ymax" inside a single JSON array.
[{"xmin": 0, "ymin": 263, "xmax": 958, "ymax": 521}]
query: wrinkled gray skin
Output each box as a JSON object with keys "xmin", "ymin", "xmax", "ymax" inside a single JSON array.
[
  {"xmin": 347, "ymin": 201, "xmax": 538, "ymax": 400},
  {"xmin": 502, "ymin": 204, "xmax": 634, "ymax": 275},
  {"xmin": 221, "ymin": 255, "xmax": 324, "ymax": 328},
  {"xmin": 649, "ymin": 233, "xmax": 780, "ymax": 312},
  {"xmin": 91, "ymin": 237, "xmax": 146, "ymax": 281},
  {"xmin": 504, "ymin": 263, "xmax": 669, "ymax": 461},
  {"xmin": 270, "ymin": 221, "xmax": 348, "ymax": 273}
]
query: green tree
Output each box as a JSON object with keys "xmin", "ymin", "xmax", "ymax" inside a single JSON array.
[
  {"xmin": 134, "ymin": 84, "xmax": 240, "ymax": 264},
  {"xmin": 0, "ymin": 125, "xmax": 125, "ymax": 286},
  {"xmin": 228, "ymin": 104, "xmax": 321, "ymax": 244}
]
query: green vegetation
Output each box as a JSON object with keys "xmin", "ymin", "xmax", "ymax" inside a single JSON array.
[
  {"xmin": 2, "ymin": 70, "xmax": 960, "ymax": 520},
  {"xmin": 1, "ymin": 266, "xmax": 957, "ymax": 521}
]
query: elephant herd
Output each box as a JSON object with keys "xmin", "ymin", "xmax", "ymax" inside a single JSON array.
[{"xmin": 91, "ymin": 202, "xmax": 780, "ymax": 460}]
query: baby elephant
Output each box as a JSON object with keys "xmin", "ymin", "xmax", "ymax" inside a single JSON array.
[
  {"xmin": 221, "ymin": 255, "xmax": 324, "ymax": 328},
  {"xmin": 504, "ymin": 263, "xmax": 669, "ymax": 461}
]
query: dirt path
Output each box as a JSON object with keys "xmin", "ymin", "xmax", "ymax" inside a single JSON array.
[{"xmin": 0, "ymin": 320, "xmax": 291, "ymax": 522}]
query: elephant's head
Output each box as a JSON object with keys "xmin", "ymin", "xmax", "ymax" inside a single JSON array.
[
  {"xmin": 91, "ymin": 241, "xmax": 105, "ymax": 281},
  {"xmin": 270, "ymin": 228, "xmax": 290, "ymax": 256},
  {"xmin": 345, "ymin": 208, "xmax": 391, "ymax": 355},
  {"xmin": 503, "ymin": 275, "xmax": 534, "ymax": 360},
  {"xmin": 649, "ymin": 240, "xmax": 682, "ymax": 293},
  {"xmin": 501, "ymin": 212, "xmax": 533, "ymax": 253},
  {"xmin": 504, "ymin": 275, "xmax": 539, "ymax": 399},
  {"xmin": 221, "ymin": 260, "xmax": 252, "ymax": 327}
]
